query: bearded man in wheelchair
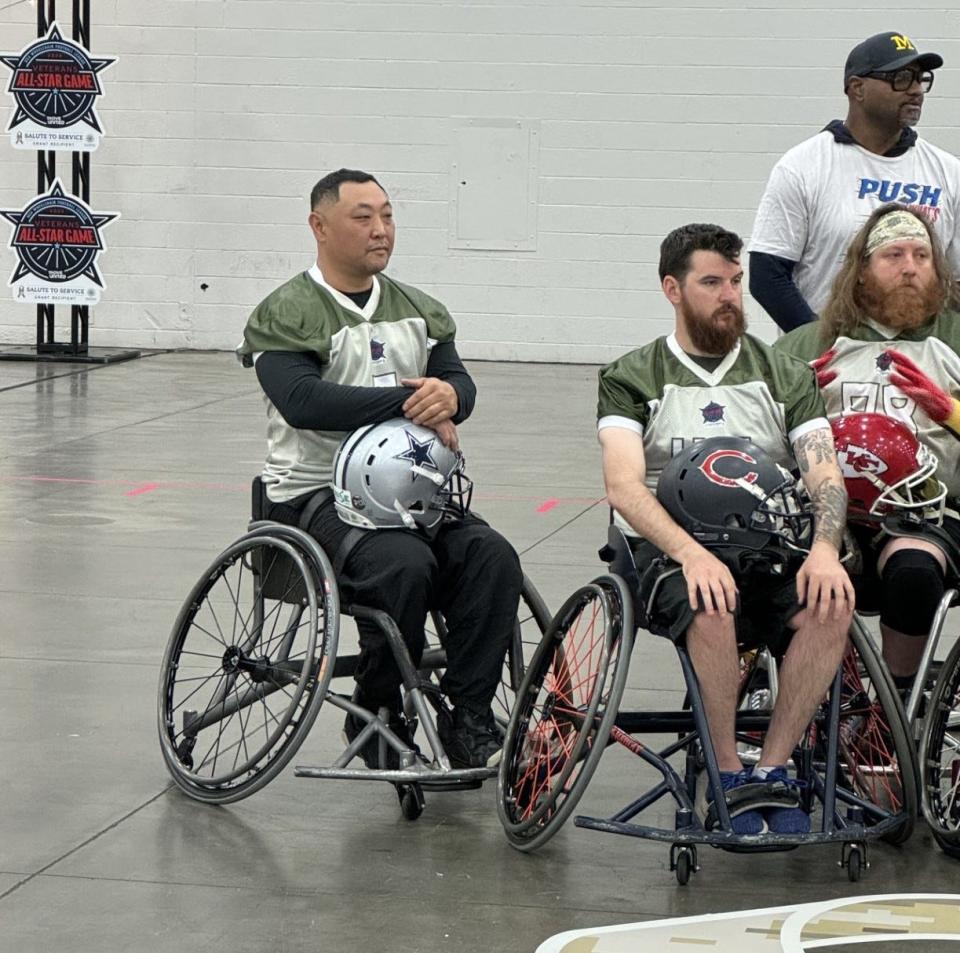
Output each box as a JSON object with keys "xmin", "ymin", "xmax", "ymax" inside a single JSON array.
[
  {"xmin": 597, "ymin": 224, "xmax": 855, "ymax": 836},
  {"xmin": 612, "ymin": 439, "xmax": 855, "ymax": 835}
]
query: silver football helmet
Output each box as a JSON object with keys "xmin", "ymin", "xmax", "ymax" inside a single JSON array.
[{"xmin": 332, "ymin": 419, "xmax": 472, "ymax": 530}]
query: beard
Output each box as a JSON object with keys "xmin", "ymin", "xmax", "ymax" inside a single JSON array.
[
  {"xmin": 856, "ymin": 271, "xmax": 943, "ymax": 331},
  {"xmin": 681, "ymin": 299, "xmax": 747, "ymax": 354}
]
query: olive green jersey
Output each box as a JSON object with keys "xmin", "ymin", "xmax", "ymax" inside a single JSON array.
[
  {"xmin": 775, "ymin": 313, "xmax": 960, "ymax": 497},
  {"xmin": 238, "ymin": 266, "xmax": 456, "ymax": 501},
  {"xmin": 598, "ymin": 332, "xmax": 827, "ymax": 493}
]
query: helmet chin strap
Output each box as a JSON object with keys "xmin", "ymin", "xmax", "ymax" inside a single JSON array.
[
  {"xmin": 392, "ymin": 499, "xmax": 418, "ymax": 529},
  {"xmin": 410, "ymin": 464, "xmax": 445, "ymax": 486},
  {"xmin": 737, "ymin": 477, "xmax": 767, "ymax": 501}
]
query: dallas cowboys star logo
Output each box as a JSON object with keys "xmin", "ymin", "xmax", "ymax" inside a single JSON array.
[{"xmin": 395, "ymin": 430, "xmax": 439, "ymax": 479}]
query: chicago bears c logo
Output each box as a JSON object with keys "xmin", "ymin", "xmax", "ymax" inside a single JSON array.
[{"xmin": 699, "ymin": 449, "xmax": 759, "ymax": 488}]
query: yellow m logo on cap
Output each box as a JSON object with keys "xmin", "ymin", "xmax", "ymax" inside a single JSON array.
[{"xmin": 891, "ymin": 34, "xmax": 916, "ymax": 51}]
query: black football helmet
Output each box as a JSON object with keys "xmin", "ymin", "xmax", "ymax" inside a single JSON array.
[{"xmin": 656, "ymin": 437, "xmax": 813, "ymax": 554}]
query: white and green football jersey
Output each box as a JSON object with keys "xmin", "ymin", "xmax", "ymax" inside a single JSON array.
[
  {"xmin": 776, "ymin": 313, "xmax": 960, "ymax": 498},
  {"xmin": 238, "ymin": 266, "xmax": 456, "ymax": 501},
  {"xmin": 597, "ymin": 332, "xmax": 827, "ymax": 493}
]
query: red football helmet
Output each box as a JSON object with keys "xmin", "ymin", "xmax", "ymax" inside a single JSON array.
[{"xmin": 830, "ymin": 413, "xmax": 946, "ymax": 525}]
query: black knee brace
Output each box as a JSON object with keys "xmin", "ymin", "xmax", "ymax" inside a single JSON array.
[{"xmin": 879, "ymin": 550, "xmax": 945, "ymax": 636}]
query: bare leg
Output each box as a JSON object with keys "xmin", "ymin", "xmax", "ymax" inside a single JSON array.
[
  {"xmin": 880, "ymin": 623, "xmax": 926, "ymax": 677},
  {"xmin": 761, "ymin": 608, "xmax": 851, "ymax": 766},
  {"xmin": 686, "ymin": 613, "xmax": 743, "ymax": 772}
]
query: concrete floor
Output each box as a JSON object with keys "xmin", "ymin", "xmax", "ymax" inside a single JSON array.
[{"xmin": 1, "ymin": 352, "xmax": 958, "ymax": 953}]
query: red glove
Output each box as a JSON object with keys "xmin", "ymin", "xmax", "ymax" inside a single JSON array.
[
  {"xmin": 886, "ymin": 349, "xmax": 952, "ymax": 421},
  {"xmin": 886, "ymin": 348, "xmax": 960, "ymax": 438},
  {"xmin": 810, "ymin": 348, "xmax": 838, "ymax": 388}
]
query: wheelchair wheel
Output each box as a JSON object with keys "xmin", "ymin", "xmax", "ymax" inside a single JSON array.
[
  {"xmin": 920, "ymin": 635, "xmax": 960, "ymax": 858},
  {"xmin": 497, "ymin": 574, "xmax": 634, "ymax": 851},
  {"xmin": 825, "ymin": 625, "xmax": 918, "ymax": 845},
  {"xmin": 157, "ymin": 525, "xmax": 339, "ymax": 804},
  {"xmin": 423, "ymin": 575, "xmax": 551, "ymax": 727}
]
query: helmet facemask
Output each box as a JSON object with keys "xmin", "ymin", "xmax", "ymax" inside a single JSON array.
[
  {"xmin": 748, "ymin": 470, "xmax": 815, "ymax": 554},
  {"xmin": 867, "ymin": 443, "xmax": 946, "ymax": 524}
]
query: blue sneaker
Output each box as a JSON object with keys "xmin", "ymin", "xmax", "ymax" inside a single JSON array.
[
  {"xmin": 708, "ymin": 769, "xmax": 766, "ymax": 835},
  {"xmin": 758, "ymin": 766, "xmax": 810, "ymax": 834}
]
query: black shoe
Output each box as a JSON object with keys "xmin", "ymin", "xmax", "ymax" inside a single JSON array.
[
  {"xmin": 343, "ymin": 710, "xmax": 419, "ymax": 770},
  {"xmin": 437, "ymin": 705, "xmax": 503, "ymax": 768}
]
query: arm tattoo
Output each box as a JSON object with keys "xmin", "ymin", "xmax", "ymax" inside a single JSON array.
[
  {"xmin": 793, "ymin": 428, "xmax": 834, "ymax": 477},
  {"xmin": 792, "ymin": 425, "xmax": 848, "ymax": 549},
  {"xmin": 809, "ymin": 477, "xmax": 847, "ymax": 550}
]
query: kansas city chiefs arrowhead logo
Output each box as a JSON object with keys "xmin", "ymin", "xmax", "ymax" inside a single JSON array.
[{"xmin": 837, "ymin": 443, "xmax": 888, "ymax": 478}]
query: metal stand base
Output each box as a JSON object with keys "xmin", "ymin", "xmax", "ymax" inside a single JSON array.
[{"xmin": 0, "ymin": 345, "xmax": 142, "ymax": 364}]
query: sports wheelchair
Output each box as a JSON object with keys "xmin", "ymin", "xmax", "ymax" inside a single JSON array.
[
  {"xmin": 916, "ymin": 592, "xmax": 960, "ymax": 859},
  {"xmin": 157, "ymin": 479, "xmax": 551, "ymax": 819},
  {"xmin": 496, "ymin": 526, "xmax": 918, "ymax": 884},
  {"xmin": 871, "ymin": 514, "xmax": 960, "ymax": 861}
]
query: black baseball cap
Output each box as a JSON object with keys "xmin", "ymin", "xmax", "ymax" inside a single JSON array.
[{"xmin": 844, "ymin": 32, "xmax": 943, "ymax": 88}]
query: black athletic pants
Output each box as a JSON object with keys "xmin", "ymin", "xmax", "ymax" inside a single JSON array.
[{"xmin": 266, "ymin": 494, "xmax": 523, "ymax": 713}]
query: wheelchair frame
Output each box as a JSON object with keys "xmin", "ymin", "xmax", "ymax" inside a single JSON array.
[
  {"xmin": 497, "ymin": 527, "xmax": 919, "ymax": 884},
  {"xmin": 157, "ymin": 516, "xmax": 551, "ymax": 820},
  {"xmin": 894, "ymin": 587, "xmax": 960, "ymax": 860}
]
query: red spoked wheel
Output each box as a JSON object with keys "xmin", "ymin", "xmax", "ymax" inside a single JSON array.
[{"xmin": 497, "ymin": 575, "xmax": 634, "ymax": 851}]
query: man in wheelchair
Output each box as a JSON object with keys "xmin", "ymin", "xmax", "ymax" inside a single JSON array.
[
  {"xmin": 776, "ymin": 204, "xmax": 960, "ymax": 706},
  {"xmin": 236, "ymin": 168, "xmax": 522, "ymax": 770},
  {"xmin": 597, "ymin": 223, "xmax": 855, "ymax": 835}
]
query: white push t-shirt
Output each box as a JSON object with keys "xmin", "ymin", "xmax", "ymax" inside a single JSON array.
[{"xmin": 749, "ymin": 130, "xmax": 960, "ymax": 315}]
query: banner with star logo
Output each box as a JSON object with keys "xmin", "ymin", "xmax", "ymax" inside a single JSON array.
[
  {"xmin": 1, "ymin": 23, "xmax": 115, "ymax": 152},
  {"xmin": 2, "ymin": 180, "xmax": 118, "ymax": 304}
]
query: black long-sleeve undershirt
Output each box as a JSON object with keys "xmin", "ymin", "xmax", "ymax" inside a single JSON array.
[
  {"xmin": 749, "ymin": 251, "xmax": 818, "ymax": 333},
  {"xmin": 254, "ymin": 340, "xmax": 476, "ymax": 431}
]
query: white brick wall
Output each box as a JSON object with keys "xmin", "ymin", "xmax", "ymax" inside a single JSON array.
[{"xmin": 0, "ymin": 1, "xmax": 958, "ymax": 361}]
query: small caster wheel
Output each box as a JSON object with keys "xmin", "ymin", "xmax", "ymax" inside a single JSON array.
[
  {"xmin": 671, "ymin": 844, "xmax": 697, "ymax": 886},
  {"xmin": 398, "ymin": 783, "xmax": 424, "ymax": 821},
  {"xmin": 846, "ymin": 846, "xmax": 862, "ymax": 882},
  {"xmin": 841, "ymin": 843, "xmax": 865, "ymax": 882}
]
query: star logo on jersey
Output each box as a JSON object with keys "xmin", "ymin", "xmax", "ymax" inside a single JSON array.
[
  {"xmin": 876, "ymin": 351, "xmax": 894, "ymax": 372},
  {"xmin": 370, "ymin": 338, "xmax": 385, "ymax": 362},
  {"xmin": 700, "ymin": 401, "xmax": 725, "ymax": 424},
  {"xmin": 395, "ymin": 430, "xmax": 438, "ymax": 479},
  {"xmin": 838, "ymin": 443, "xmax": 888, "ymax": 478}
]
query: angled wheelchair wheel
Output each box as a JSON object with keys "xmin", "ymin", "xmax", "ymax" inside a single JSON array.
[
  {"xmin": 497, "ymin": 574, "xmax": 634, "ymax": 851},
  {"xmin": 920, "ymin": 635, "xmax": 960, "ymax": 858},
  {"xmin": 157, "ymin": 525, "xmax": 339, "ymax": 804},
  {"xmin": 825, "ymin": 625, "xmax": 917, "ymax": 845}
]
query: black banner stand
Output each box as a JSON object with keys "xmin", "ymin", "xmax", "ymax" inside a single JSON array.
[{"xmin": 0, "ymin": 0, "xmax": 140, "ymax": 365}]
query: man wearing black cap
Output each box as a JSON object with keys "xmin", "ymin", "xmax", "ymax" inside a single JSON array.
[{"xmin": 749, "ymin": 32, "xmax": 960, "ymax": 332}]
